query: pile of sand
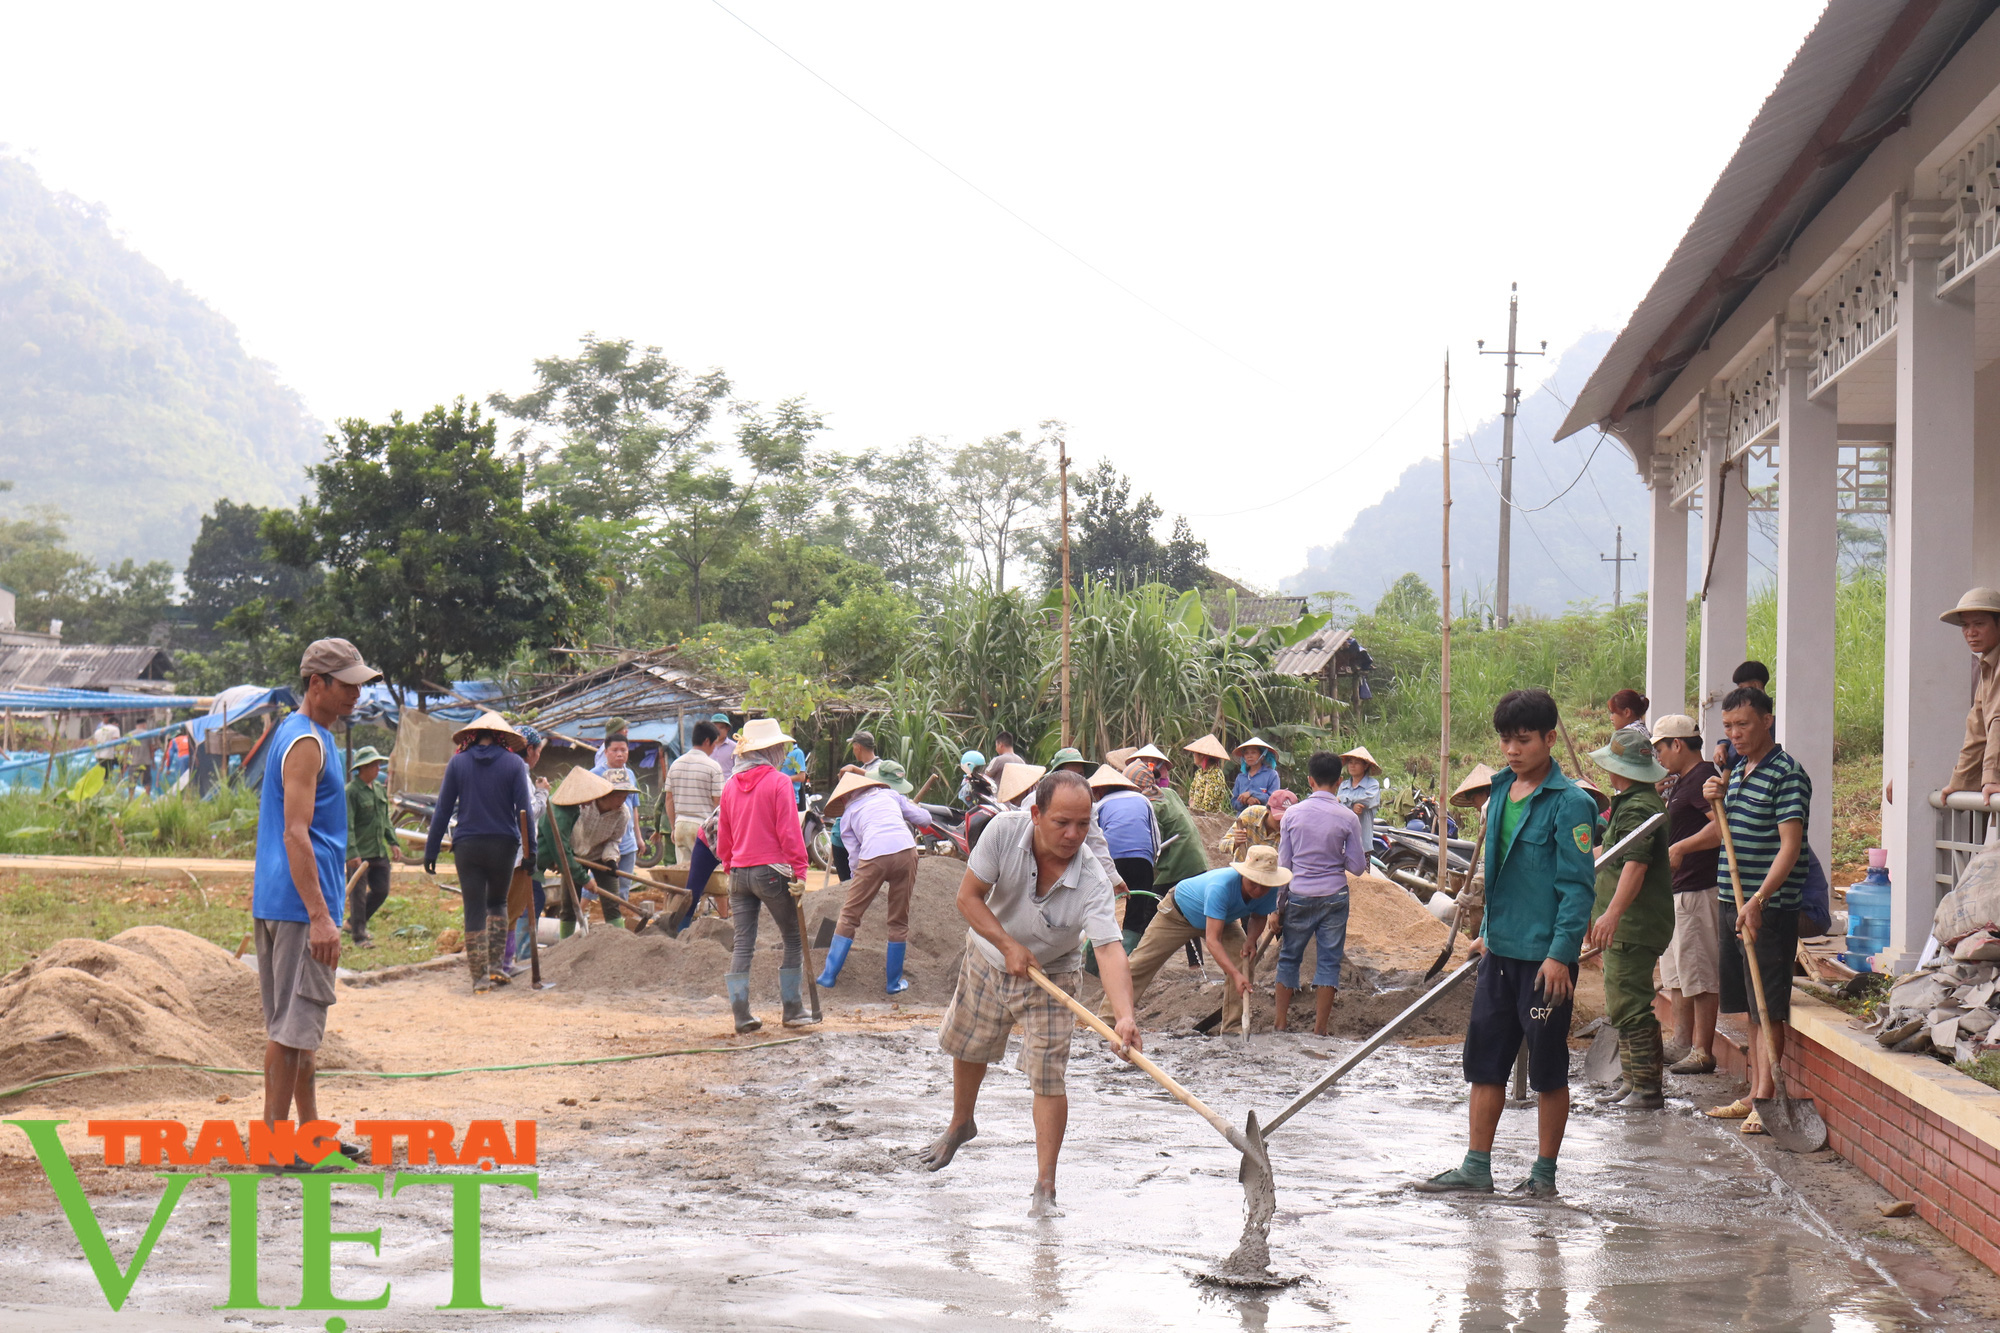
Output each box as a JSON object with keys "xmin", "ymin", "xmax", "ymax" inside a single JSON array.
[
  {"xmin": 537, "ymin": 856, "xmax": 972, "ymax": 1007},
  {"xmin": 0, "ymin": 926, "xmax": 368, "ymax": 1105}
]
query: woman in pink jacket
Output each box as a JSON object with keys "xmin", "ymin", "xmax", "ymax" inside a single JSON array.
[{"xmin": 715, "ymin": 718, "xmax": 815, "ymax": 1033}]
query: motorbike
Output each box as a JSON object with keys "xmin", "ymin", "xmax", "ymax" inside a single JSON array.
[
  {"xmin": 1372, "ymin": 786, "xmax": 1475, "ymax": 901},
  {"xmin": 801, "ymin": 789, "xmax": 835, "ymax": 872}
]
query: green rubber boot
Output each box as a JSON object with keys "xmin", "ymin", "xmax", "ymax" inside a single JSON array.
[{"xmin": 1620, "ymin": 1025, "xmax": 1666, "ymax": 1111}]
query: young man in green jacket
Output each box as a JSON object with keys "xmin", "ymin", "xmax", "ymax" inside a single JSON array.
[
  {"xmin": 1584, "ymin": 728, "xmax": 1675, "ymax": 1110},
  {"xmin": 343, "ymin": 746, "xmax": 393, "ymax": 946},
  {"xmin": 1418, "ymin": 688, "xmax": 1597, "ymax": 1199}
]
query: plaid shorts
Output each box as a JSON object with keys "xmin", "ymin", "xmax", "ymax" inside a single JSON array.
[{"xmin": 938, "ymin": 947, "xmax": 1080, "ymax": 1096}]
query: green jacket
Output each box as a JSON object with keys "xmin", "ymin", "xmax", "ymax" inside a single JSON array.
[
  {"xmin": 1151, "ymin": 789, "xmax": 1209, "ymax": 889},
  {"xmin": 537, "ymin": 803, "xmax": 594, "ymax": 887},
  {"xmin": 1592, "ymin": 784, "xmax": 1674, "ymax": 953},
  {"xmin": 346, "ymin": 777, "xmax": 393, "ymax": 861},
  {"xmin": 1480, "ymin": 763, "xmax": 1599, "ymax": 965}
]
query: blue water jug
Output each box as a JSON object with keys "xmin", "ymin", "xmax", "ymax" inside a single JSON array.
[{"xmin": 1844, "ymin": 848, "xmax": 1892, "ymax": 972}]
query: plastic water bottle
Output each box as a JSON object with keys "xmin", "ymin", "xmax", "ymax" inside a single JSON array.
[{"xmin": 1844, "ymin": 848, "xmax": 1892, "ymax": 972}]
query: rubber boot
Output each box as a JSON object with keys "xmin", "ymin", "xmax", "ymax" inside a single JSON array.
[
  {"xmin": 816, "ymin": 934, "xmax": 854, "ymax": 989},
  {"xmin": 780, "ymin": 967, "xmax": 820, "ymax": 1027},
  {"xmin": 1598, "ymin": 1032, "xmax": 1633, "ymax": 1105},
  {"xmin": 1620, "ymin": 1026, "xmax": 1666, "ymax": 1110},
  {"xmin": 485, "ymin": 917, "xmax": 512, "ymax": 986},
  {"xmin": 885, "ymin": 941, "xmax": 912, "ymax": 996},
  {"xmin": 348, "ymin": 887, "xmax": 370, "ymax": 946},
  {"xmin": 468, "ymin": 922, "xmax": 492, "ymax": 992},
  {"xmin": 726, "ymin": 973, "xmax": 761, "ymax": 1033}
]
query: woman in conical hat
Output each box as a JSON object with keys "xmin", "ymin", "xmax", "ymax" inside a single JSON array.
[
  {"xmin": 1183, "ymin": 733, "xmax": 1232, "ymax": 814},
  {"xmin": 1336, "ymin": 746, "xmax": 1384, "ymax": 852},
  {"xmin": 426, "ymin": 711, "xmax": 538, "ymax": 992},
  {"xmin": 537, "ymin": 765, "xmax": 637, "ymax": 938}
]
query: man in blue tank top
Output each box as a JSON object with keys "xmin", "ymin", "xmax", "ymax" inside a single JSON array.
[{"xmin": 253, "ymin": 637, "xmax": 381, "ymax": 1171}]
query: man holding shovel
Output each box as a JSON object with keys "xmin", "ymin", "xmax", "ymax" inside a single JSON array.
[
  {"xmin": 1416, "ymin": 689, "xmax": 1596, "ymax": 1199},
  {"xmin": 921, "ymin": 769, "xmax": 1142, "ymax": 1217},
  {"xmin": 1700, "ymin": 686, "xmax": 1808, "ymax": 1135}
]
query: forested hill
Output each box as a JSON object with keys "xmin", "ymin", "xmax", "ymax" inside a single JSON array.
[
  {"xmin": 1278, "ymin": 331, "xmax": 1685, "ymax": 616},
  {"xmin": 0, "ymin": 155, "xmax": 322, "ymax": 564}
]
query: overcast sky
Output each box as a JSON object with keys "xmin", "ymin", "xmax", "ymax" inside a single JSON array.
[{"xmin": 0, "ymin": 1, "xmax": 1827, "ymax": 588}]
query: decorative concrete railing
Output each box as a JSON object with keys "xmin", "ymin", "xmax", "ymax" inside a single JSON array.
[
  {"xmin": 1806, "ymin": 223, "xmax": 1897, "ymax": 396},
  {"xmin": 1932, "ymin": 789, "xmax": 1996, "ymax": 893}
]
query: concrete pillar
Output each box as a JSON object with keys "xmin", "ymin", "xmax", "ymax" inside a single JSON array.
[
  {"xmin": 1697, "ymin": 394, "xmax": 1748, "ymax": 744},
  {"xmin": 1881, "ymin": 231, "xmax": 1977, "ymax": 970},
  {"xmin": 1647, "ymin": 469, "xmax": 1689, "ymax": 718},
  {"xmin": 1976, "ymin": 362, "xmax": 2000, "ymax": 584},
  {"xmin": 1777, "ymin": 334, "xmax": 1837, "ymax": 866}
]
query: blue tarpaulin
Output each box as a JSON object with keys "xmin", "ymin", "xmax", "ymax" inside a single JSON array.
[{"xmin": 0, "ymin": 687, "xmax": 205, "ymax": 711}]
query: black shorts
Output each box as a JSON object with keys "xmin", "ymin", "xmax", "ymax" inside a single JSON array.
[
  {"xmin": 1717, "ymin": 901, "xmax": 1797, "ymax": 1024},
  {"xmin": 1464, "ymin": 953, "xmax": 1577, "ymax": 1093}
]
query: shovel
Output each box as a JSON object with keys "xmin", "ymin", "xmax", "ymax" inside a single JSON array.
[
  {"xmin": 1025, "ymin": 966, "xmax": 1279, "ymax": 1277},
  {"xmin": 1424, "ymin": 828, "xmax": 1486, "ymax": 981},
  {"xmin": 1712, "ymin": 795, "xmax": 1829, "ymax": 1153}
]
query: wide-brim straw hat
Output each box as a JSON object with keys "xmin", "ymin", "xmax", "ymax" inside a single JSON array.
[
  {"xmin": 1106, "ymin": 746, "xmax": 1139, "ymax": 770},
  {"xmin": 1236, "ymin": 844, "xmax": 1293, "ymax": 888},
  {"xmin": 1182, "ymin": 734, "xmax": 1231, "ymax": 762},
  {"xmin": 737, "ymin": 717, "xmax": 794, "ymax": 751},
  {"xmin": 1448, "ymin": 762, "xmax": 1498, "ymax": 808},
  {"xmin": 1087, "ymin": 762, "xmax": 1137, "ymax": 792},
  {"xmin": 1941, "ymin": 587, "xmax": 2000, "ymax": 626},
  {"xmin": 1233, "ymin": 736, "xmax": 1276, "ymax": 756},
  {"xmin": 996, "ymin": 763, "xmax": 1047, "ymax": 805},
  {"xmin": 1574, "ymin": 775, "xmax": 1614, "ymax": 816},
  {"xmin": 824, "ymin": 770, "xmax": 888, "ymax": 817},
  {"xmin": 452, "ymin": 710, "xmax": 524, "ymax": 747},
  {"xmin": 349, "ymin": 745, "xmax": 388, "ymax": 768},
  {"xmin": 1133, "ymin": 743, "xmax": 1168, "ymax": 763},
  {"xmin": 552, "ymin": 766, "xmax": 615, "ymax": 806},
  {"xmin": 1591, "ymin": 730, "xmax": 1670, "ymax": 784},
  {"xmin": 1338, "ymin": 745, "xmax": 1383, "ymax": 776}
]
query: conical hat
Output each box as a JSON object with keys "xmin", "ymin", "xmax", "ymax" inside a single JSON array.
[
  {"xmin": 1086, "ymin": 762, "xmax": 1137, "ymax": 792},
  {"xmin": 1448, "ymin": 762, "xmax": 1498, "ymax": 808},
  {"xmin": 1338, "ymin": 745, "xmax": 1383, "ymax": 776},
  {"xmin": 1106, "ymin": 746, "xmax": 1139, "ymax": 770},
  {"xmin": 452, "ymin": 709, "xmax": 524, "ymax": 746},
  {"xmin": 1182, "ymin": 734, "xmax": 1230, "ymax": 761},
  {"xmin": 1234, "ymin": 735, "xmax": 1275, "ymax": 755},
  {"xmin": 996, "ymin": 763, "xmax": 1046, "ymax": 805},
  {"xmin": 1133, "ymin": 743, "xmax": 1168, "ymax": 763},
  {"xmin": 824, "ymin": 770, "xmax": 887, "ymax": 818},
  {"xmin": 551, "ymin": 765, "xmax": 614, "ymax": 806}
]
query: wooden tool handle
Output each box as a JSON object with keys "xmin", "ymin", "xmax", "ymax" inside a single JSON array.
[
  {"xmin": 1711, "ymin": 796, "xmax": 1782, "ymax": 1070},
  {"xmin": 1026, "ymin": 966, "xmax": 1245, "ymax": 1153}
]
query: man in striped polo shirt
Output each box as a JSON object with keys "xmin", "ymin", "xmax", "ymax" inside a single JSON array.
[{"xmin": 1700, "ymin": 685, "xmax": 1807, "ymax": 1135}]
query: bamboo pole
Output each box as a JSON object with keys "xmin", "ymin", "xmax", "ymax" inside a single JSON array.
[
  {"xmin": 1439, "ymin": 352, "xmax": 1452, "ymax": 823},
  {"xmin": 1059, "ymin": 434, "xmax": 1073, "ymax": 749}
]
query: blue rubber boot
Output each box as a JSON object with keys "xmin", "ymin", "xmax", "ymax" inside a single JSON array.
[
  {"xmin": 886, "ymin": 941, "xmax": 912, "ymax": 996},
  {"xmin": 726, "ymin": 972, "xmax": 761, "ymax": 1033},
  {"xmin": 817, "ymin": 934, "xmax": 854, "ymax": 989}
]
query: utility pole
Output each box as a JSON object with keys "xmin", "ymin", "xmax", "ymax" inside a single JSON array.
[
  {"xmin": 1600, "ymin": 525, "xmax": 1638, "ymax": 609},
  {"xmin": 1439, "ymin": 352, "xmax": 1452, "ymax": 823},
  {"xmin": 1478, "ymin": 283, "xmax": 1545, "ymax": 629},
  {"xmin": 1058, "ymin": 435, "xmax": 1073, "ymax": 748}
]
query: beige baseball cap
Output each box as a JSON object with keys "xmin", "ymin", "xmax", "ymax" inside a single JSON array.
[
  {"xmin": 299, "ymin": 637, "xmax": 383, "ymax": 685},
  {"xmin": 1650, "ymin": 713, "xmax": 1700, "ymax": 740}
]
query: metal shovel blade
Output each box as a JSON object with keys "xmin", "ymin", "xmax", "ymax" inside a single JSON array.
[
  {"xmin": 1754, "ymin": 1072, "xmax": 1829, "ymax": 1153},
  {"xmin": 1583, "ymin": 1024, "xmax": 1621, "ymax": 1083},
  {"xmin": 1211, "ymin": 1110, "xmax": 1282, "ymax": 1285}
]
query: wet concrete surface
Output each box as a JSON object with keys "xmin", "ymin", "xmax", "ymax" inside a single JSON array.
[{"xmin": 1, "ymin": 1027, "xmax": 1989, "ymax": 1331}]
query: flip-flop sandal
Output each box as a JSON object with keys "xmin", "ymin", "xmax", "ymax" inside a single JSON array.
[
  {"xmin": 1703, "ymin": 1098, "xmax": 1752, "ymax": 1119},
  {"xmin": 1741, "ymin": 1110, "xmax": 1767, "ymax": 1135}
]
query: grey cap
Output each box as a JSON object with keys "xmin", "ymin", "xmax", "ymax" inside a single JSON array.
[{"xmin": 299, "ymin": 638, "xmax": 383, "ymax": 685}]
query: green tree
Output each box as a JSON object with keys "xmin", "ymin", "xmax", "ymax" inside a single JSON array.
[
  {"xmin": 265, "ymin": 399, "xmax": 601, "ymax": 697},
  {"xmin": 855, "ymin": 439, "xmax": 964, "ymax": 594},
  {"xmin": 948, "ymin": 424, "xmax": 1059, "ymax": 592},
  {"xmin": 487, "ymin": 334, "xmax": 730, "ymax": 520},
  {"xmin": 804, "ymin": 586, "xmax": 918, "ymax": 684},
  {"xmin": 183, "ymin": 498, "xmax": 318, "ymax": 637},
  {"xmin": 1376, "ymin": 572, "xmax": 1441, "ymax": 625},
  {"xmin": 712, "ymin": 539, "xmax": 886, "ymax": 632},
  {"xmin": 1043, "ymin": 461, "xmax": 1210, "ymax": 592},
  {"xmin": 0, "ymin": 505, "xmax": 172, "ymax": 644}
]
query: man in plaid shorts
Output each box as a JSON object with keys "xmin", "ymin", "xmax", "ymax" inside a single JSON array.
[{"xmin": 920, "ymin": 768, "xmax": 1143, "ymax": 1216}]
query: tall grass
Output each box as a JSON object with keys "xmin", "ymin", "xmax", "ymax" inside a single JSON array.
[
  {"xmin": 0, "ymin": 783, "xmax": 264, "ymax": 857},
  {"xmin": 1745, "ymin": 569, "xmax": 1885, "ymax": 759}
]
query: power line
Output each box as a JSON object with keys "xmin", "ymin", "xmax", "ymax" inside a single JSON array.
[{"xmin": 707, "ymin": 0, "xmax": 1283, "ymax": 387}]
